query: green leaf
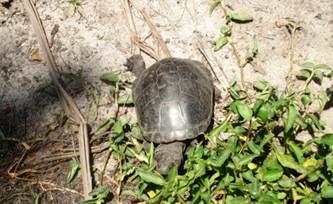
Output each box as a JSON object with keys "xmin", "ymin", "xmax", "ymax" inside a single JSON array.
[
  {"xmin": 214, "ymin": 35, "xmax": 229, "ymax": 51},
  {"xmin": 208, "ymin": 136, "xmax": 237, "ymax": 167},
  {"xmin": 226, "ymin": 195, "xmax": 251, "ymax": 204},
  {"xmin": 325, "ymin": 155, "xmax": 333, "ymax": 173},
  {"xmin": 297, "ymin": 69, "xmax": 312, "ymax": 80},
  {"xmin": 313, "ymin": 70, "xmax": 323, "ymax": 84},
  {"xmin": 287, "ymin": 141, "xmax": 305, "ymax": 163},
  {"xmin": 259, "ymin": 132, "xmax": 273, "ymax": 148},
  {"xmin": 245, "ymin": 35, "xmax": 258, "ymax": 62},
  {"xmin": 131, "ymin": 124, "xmax": 144, "ymax": 140},
  {"xmin": 257, "ymin": 194, "xmax": 280, "ymax": 204},
  {"xmin": 81, "ymin": 187, "xmax": 111, "ymax": 204},
  {"xmin": 263, "ymin": 153, "xmax": 281, "ymax": 170},
  {"xmin": 301, "ymin": 62, "xmax": 316, "ymax": 69},
  {"xmin": 34, "ymin": 193, "xmax": 41, "ymax": 204},
  {"xmin": 220, "ymin": 25, "xmax": 231, "ymax": 35},
  {"xmin": 300, "ymin": 192, "xmax": 321, "ymax": 204},
  {"xmin": 94, "ymin": 117, "xmax": 115, "ymax": 134},
  {"xmin": 242, "ymin": 170, "xmax": 256, "ymax": 182},
  {"xmin": 117, "ymin": 95, "xmax": 134, "ymax": 105},
  {"xmin": 137, "ymin": 169, "xmax": 166, "ymax": 186},
  {"xmin": 307, "ymin": 113, "xmax": 324, "ymax": 130},
  {"xmin": 262, "ymin": 169, "xmax": 283, "ymax": 182},
  {"xmin": 228, "ymin": 11, "xmax": 253, "ymax": 23},
  {"xmin": 257, "ymin": 103, "xmax": 272, "ymax": 123},
  {"xmin": 239, "ymin": 154, "xmax": 258, "ymax": 166},
  {"xmin": 228, "ymin": 82, "xmax": 242, "ymax": 100},
  {"xmin": 112, "ymin": 120, "xmax": 124, "ymax": 135},
  {"xmin": 321, "ymin": 185, "xmax": 333, "ymax": 198},
  {"xmin": 209, "ymin": 0, "xmax": 223, "ymax": 15},
  {"xmin": 235, "ymin": 101, "xmax": 253, "ymax": 121},
  {"xmin": 253, "ymin": 80, "xmax": 270, "ymax": 91},
  {"xmin": 306, "ymin": 170, "xmax": 320, "ymax": 182},
  {"xmin": 208, "ymin": 171, "xmax": 220, "ymax": 187},
  {"xmin": 320, "ymin": 133, "xmax": 333, "ymax": 145},
  {"xmin": 278, "ymin": 175, "xmax": 296, "ymax": 188},
  {"xmin": 277, "ymin": 192, "xmax": 287, "ymax": 200},
  {"xmin": 318, "ymin": 90, "xmax": 329, "ymax": 110},
  {"xmin": 314, "ymin": 63, "xmax": 332, "ymax": 70},
  {"xmin": 67, "ymin": 158, "xmax": 80, "ymax": 183},
  {"xmin": 100, "ymin": 72, "xmax": 120, "ymax": 85},
  {"xmin": 88, "ymin": 186, "xmax": 110, "ymax": 197},
  {"xmin": 285, "ymin": 105, "xmax": 297, "ymax": 133},
  {"xmin": 247, "ymin": 141, "xmax": 261, "ymax": 155},
  {"xmin": 274, "ymin": 150, "xmax": 307, "ymax": 174},
  {"xmin": 207, "ymin": 119, "xmax": 228, "ymax": 138},
  {"xmin": 301, "ymin": 95, "xmax": 312, "ymax": 106},
  {"xmin": 166, "ymin": 166, "xmax": 178, "ymax": 182}
]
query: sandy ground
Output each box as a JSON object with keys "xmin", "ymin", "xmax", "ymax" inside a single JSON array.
[{"xmin": 0, "ymin": 0, "xmax": 333, "ymax": 203}]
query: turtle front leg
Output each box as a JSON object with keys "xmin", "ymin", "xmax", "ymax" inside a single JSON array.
[{"xmin": 155, "ymin": 142, "xmax": 186, "ymax": 175}]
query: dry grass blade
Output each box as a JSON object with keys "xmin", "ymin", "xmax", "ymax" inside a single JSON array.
[
  {"xmin": 122, "ymin": 0, "xmax": 160, "ymax": 60},
  {"xmin": 194, "ymin": 36, "xmax": 229, "ymax": 91},
  {"xmin": 133, "ymin": 36, "xmax": 160, "ymax": 60},
  {"xmin": 122, "ymin": 0, "xmax": 139, "ymax": 54},
  {"xmin": 140, "ymin": 9, "xmax": 172, "ymax": 58},
  {"xmin": 22, "ymin": 0, "xmax": 92, "ymax": 199}
]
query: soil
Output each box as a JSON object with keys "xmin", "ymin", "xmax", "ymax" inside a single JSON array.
[{"xmin": 0, "ymin": 0, "xmax": 332, "ymax": 203}]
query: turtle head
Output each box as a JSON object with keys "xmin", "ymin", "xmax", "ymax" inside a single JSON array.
[
  {"xmin": 125, "ymin": 54, "xmax": 146, "ymax": 78},
  {"xmin": 155, "ymin": 142, "xmax": 185, "ymax": 175}
]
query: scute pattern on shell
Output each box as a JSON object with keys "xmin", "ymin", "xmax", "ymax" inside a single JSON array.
[{"xmin": 133, "ymin": 58, "xmax": 214, "ymax": 143}]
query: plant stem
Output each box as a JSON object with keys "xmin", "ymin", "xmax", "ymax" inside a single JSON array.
[
  {"xmin": 302, "ymin": 71, "xmax": 314, "ymax": 92},
  {"xmin": 294, "ymin": 160, "xmax": 324, "ymax": 182},
  {"xmin": 220, "ymin": 4, "xmax": 245, "ymax": 88}
]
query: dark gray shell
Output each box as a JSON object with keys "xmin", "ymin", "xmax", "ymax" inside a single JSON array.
[{"xmin": 133, "ymin": 58, "xmax": 214, "ymax": 143}]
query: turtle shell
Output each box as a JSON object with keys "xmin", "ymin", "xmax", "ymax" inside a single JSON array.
[{"xmin": 133, "ymin": 58, "xmax": 214, "ymax": 143}]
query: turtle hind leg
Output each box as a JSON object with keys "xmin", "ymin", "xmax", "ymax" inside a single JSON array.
[{"xmin": 155, "ymin": 141, "xmax": 186, "ymax": 175}]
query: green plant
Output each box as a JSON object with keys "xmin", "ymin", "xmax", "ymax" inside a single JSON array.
[
  {"xmin": 80, "ymin": 187, "xmax": 111, "ymax": 204},
  {"xmin": 210, "ymin": 0, "xmax": 257, "ymax": 88},
  {"xmin": 98, "ymin": 60, "xmax": 333, "ymax": 203},
  {"xmin": 67, "ymin": 158, "xmax": 80, "ymax": 183}
]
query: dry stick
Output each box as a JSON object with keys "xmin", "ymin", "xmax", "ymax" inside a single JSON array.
[
  {"xmin": 7, "ymin": 168, "xmax": 83, "ymax": 197},
  {"xmin": 122, "ymin": 0, "xmax": 159, "ymax": 60},
  {"xmin": 294, "ymin": 160, "xmax": 324, "ymax": 182},
  {"xmin": 277, "ymin": 18, "xmax": 301, "ymax": 93},
  {"xmin": 195, "ymin": 37, "xmax": 229, "ymax": 90},
  {"xmin": 39, "ymin": 181, "xmax": 83, "ymax": 196},
  {"xmin": 134, "ymin": 37, "xmax": 160, "ymax": 60},
  {"xmin": 40, "ymin": 143, "xmax": 109, "ymax": 163},
  {"xmin": 22, "ymin": 0, "xmax": 92, "ymax": 199},
  {"xmin": 122, "ymin": 0, "xmax": 138, "ymax": 55},
  {"xmin": 197, "ymin": 45, "xmax": 222, "ymax": 82},
  {"xmin": 286, "ymin": 25, "xmax": 301, "ymax": 93},
  {"xmin": 140, "ymin": 9, "xmax": 172, "ymax": 58},
  {"xmin": 286, "ymin": 24, "xmax": 300, "ymax": 79},
  {"xmin": 7, "ymin": 144, "xmax": 108, "ymax": 179}
]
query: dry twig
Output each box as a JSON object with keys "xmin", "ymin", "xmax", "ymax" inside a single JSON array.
[
  {"xmin": 194, "ymin": 36, "xmax": 229, "ymax": 91},
  {"xmin": 22, "ymin": 0, "xmax": 92, "ymax": 199},
  {"xmin": 140, "ymin": 9, "xmax": 172, "ymax": 58},
  {"xmin": 275, "ymin": 17, "xmax": 301, "ymax": 93},
  {"xmin": 122, "ymin": 0, "xmax": 159, "ymax": 60}
]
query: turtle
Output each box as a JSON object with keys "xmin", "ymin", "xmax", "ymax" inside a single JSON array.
[{"xmin": 126, "ymin": 55, "xmax": 214, "ymax": 174}]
